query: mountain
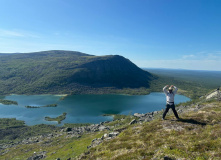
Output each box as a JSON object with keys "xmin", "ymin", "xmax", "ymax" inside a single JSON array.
[{"xmin": 0, "ymin": 50, "xmax": 154, "ymax": 95}]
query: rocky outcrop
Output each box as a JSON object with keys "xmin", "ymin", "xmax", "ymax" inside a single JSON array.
[
  {"xmin": 27, "ymin": 151, "xmax": 46, "ymax": 160},
  {"xmin": 133, "ymin": 110, "xmax": 162, "ymax": 122},
  {"xmin": 0, "ymin": 124, "xmax": 110, "ymax": 152},
  {"xmin": 87, "ymin": 131, "xmax": 120, "ymax": 149}
]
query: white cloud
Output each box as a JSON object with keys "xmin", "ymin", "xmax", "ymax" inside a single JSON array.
[
  {"xmin": 0, "ymin": 29, "xmax": 25, "ymax": 37},
  {"xmin": 182, "ymin": 54, "xmax": 195, "ymax": 59},
  {"xmin": 0, "ymin": 29, "xmax": 40, "ymax": 38},
  {"xmin": 182, "ymin": 51, "xmax": 221, "ymax": 61}
]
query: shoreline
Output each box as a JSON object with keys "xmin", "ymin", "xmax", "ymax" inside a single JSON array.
[{"xmin": 0, "ymin": 92, "xmax": 191, "ymax": 126}]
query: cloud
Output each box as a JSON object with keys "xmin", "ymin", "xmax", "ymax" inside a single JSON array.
[
  {"xmin": 182, "ymin": 51, "xmax": 221, "ymax": 61},
  {"xmin": 0, "ymin": 29, "xmax": 40, "ymax": 38},
  {"xmin": 182, "ymin": 54, "xmax": 195, "ymax": 59},
  {"xmin": 0, "ymin": 29, "xmax": 25, "ymax": 37}
]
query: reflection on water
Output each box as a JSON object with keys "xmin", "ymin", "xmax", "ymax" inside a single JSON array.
[{"xmin": 0, "ymin": 93, "xmax": 190, "ymax": 126}]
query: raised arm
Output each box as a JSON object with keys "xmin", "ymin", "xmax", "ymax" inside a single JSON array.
[
  {"xmin": 163, "ymin": 85, "xmax": 169, "ymax": 94},
  {"xmin": 173, "ymin": 86, "xmax": 178, "ymax": 94}
]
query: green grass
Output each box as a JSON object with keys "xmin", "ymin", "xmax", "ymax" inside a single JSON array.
[
  {"xmin": 80, "ymin": 101, "xmax": 221, "ymax": 159},
  {"xmin": 0, "ymin": 118, "xmax": 25, "ymax": 129},
  {"xmin": 0, "ymin": 132, "xmax": 104, "ymax": 160}
]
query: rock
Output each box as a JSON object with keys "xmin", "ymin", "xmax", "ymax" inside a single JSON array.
[
  {"xmin": 144, "ymin": 118, "xmax": 152, "ymax": 122},
  {"xmin": 109, "ymin": 132, "xmax": 119, "ymax": 137},
  {"xmin": 212, "ymin": 119, "xmax": 217, "ymax": 124},
  {"xmin": 134, "ymin": 113, "xmax": 145, "ymax": 118},
  {"xmin": 106, "ymin": 137, "xmax": 112, "ymax": 140},
  {"xmin": 164, "ymin": 156, "xmax": 173, "ymax": 160},
  {"xmin": 153, "ymin": 111, "xmax": 158, "ymax": 114},
  {"xmin": 27, "ymin": 151, "xmax": 46, "ymax": 160},
  {"xmin": 98, "ymin": 125, "xmax": 109, "ymax": 131},
  {"xmin": 129, "ymin": 119, "xmax": 137, "ymax": 125},
  {"xmin": 64, "ymin": 128, "xmax": 72, "ymax": 132},
  {"xmin": 89, "ymin": 138, "xmax": 103, "ymax": 148},
  {"xmin": 92, "ymin": 138, "xmax": 97, "ymax": 142},
  {"xmin": 104, "ymin": 133, "xmax": 109, "ymax": 138},
  {"xmin": 114, "ymin": 127, "xmax": 127, "ymax": 132}
]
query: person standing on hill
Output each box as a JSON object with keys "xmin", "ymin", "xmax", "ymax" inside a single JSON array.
[{"xmin": 162, "ymin": 85, "xmax": 180, "ymax": 120}]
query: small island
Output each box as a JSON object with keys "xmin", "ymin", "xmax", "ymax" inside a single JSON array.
[
  {"xmin": 42, "ymin": 104, "xmax": 57, "ymax": 107},
  {"xmin": 25, "ymin": 106, "xmax": 40, "ymax": 108},
  {"xmin": 45, "ymin": 112, "xmax": 67, "ymax": 124},
  {"xmin": 24, "ymin": 104, "xmax": 57, "ymax": 108},
  {"xmin": 0, "ymin": 99, "xmax": 18, "ymax": 105}
]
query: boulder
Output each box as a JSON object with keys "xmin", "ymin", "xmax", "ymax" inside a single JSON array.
[
  {"xmin": 109, "ymin": 132, "xmax": 119, "ymax": 137},
  {"xmin": 98, "ymin": 125, "xmax": 109, "ymax": 131},
  {"xmin": 134, "ymin": 113, "xmax": 145, "ymax": 118},
  {"xmin": 64, "ymin": 127, "xmax": 72, "ymax": 132},
  {"xmin": 104, "ymin": 133, "xmax": 109, "ymax": 138},
  {"xmin": 129, "ymin": 119, "xmax": 137, "ymax": 125}
]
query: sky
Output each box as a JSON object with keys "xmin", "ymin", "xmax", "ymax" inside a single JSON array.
[{"xmin": 0, "ymin": 0, "xmax": 221, "ymax": 71}]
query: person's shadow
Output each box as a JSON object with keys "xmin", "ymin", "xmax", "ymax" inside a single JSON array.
[{"xmin": 177, "ymin": 118, "xmax": 206, "ymax": 126}]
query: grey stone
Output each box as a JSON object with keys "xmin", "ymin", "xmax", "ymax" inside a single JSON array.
[
  {"xmin": 134, "ymin": 113, "xmax": 145, "ymax": 118},
  {"xmin": 98, "ymin": 125, "xmax": 109, "ymax": 131},
  {"xmin": 129, "ymin": 119, "xmax": 137, "ymax": 125},
  {"xmin": 104, "ymin": 133, "xmax": 109, "ymax": 138},
  {"xmin": 109, "ymin": 132, "xmax": 119, "ymax": 137}
]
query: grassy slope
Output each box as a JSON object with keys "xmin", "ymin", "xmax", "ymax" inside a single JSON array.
[
  {"xmin": 80, "ymin": 100, "xmax": 221, "ymax": 160},
  {"xmin": 1, "ymin": 98, "xmax": 221, "ymax": 159},
  {"xmin": 0, "ymin": 132, "xmax": 104, "ymax": 160}
]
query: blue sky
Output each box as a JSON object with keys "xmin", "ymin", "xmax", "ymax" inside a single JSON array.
[{"xmin": 0, "ymin": 0, "xmax": 221, "ymax": 70}]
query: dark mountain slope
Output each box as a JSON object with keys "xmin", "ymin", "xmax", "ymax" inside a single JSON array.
[
  {"xmin": 67, "ymin": 55, "xmax": 153, "ymax": 88},
  {"xmin": 0, "ymin": 50, "xmax": 154, "ymax": 94}
]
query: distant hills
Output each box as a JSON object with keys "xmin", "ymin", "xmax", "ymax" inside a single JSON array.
[{"xmin": 0, "ymin": 50, "xmax": 154, "ymax": 95}]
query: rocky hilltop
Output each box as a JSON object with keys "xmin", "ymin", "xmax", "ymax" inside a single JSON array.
[{"xmin": 0, "ymin": 50, "xmax": 154, "ymax": 95}]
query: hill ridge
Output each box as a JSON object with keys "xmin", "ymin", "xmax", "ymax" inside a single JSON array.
[{"xmin": 0, "ymin": 50, "xmax": 154, "ymax": 95}]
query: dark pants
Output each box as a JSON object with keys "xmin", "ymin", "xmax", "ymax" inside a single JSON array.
[{"xmin": 163, "ymin": 104, "xmax": 179, "ymax": 119}]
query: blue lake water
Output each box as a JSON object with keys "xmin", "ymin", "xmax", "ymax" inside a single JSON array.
[{"xmin": 0, "ymin": 93, "xmax": 190, "ymax": 126}]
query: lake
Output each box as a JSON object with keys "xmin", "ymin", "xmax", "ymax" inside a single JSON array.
[{"xmin": 0, "ymin": 93, "xmax": 190, "ymax": 126}]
